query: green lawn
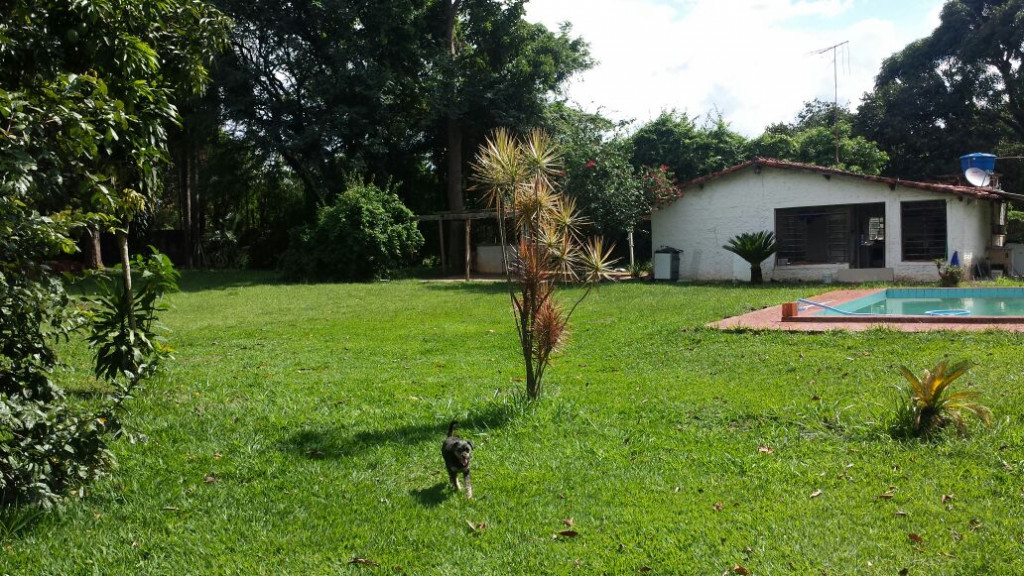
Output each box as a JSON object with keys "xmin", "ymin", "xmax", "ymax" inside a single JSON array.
[{"xmin": 5, "ymin": 273, "xmax": 1024, "ymax": 574}]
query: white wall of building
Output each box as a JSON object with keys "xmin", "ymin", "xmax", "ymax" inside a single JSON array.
[{"xmin": 650, "ymin": 167, "xmax": 994, "ymax": 282}]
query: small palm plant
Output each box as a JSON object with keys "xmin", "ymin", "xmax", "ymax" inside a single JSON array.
[
  {"xmin": 890, "ymin": 359, "xmax": 992, "ymax": 439},
  {"xmin": 723, "ymin": 230, "xmax": 777, "ymax": 283},
  {"xmin": 472, "ymin": 128, "xmax": 617, "ymax": 400}
]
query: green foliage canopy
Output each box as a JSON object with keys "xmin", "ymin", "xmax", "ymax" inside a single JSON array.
[
  {"xmin": 853, "ymin": 0, "xmax": 1023, "ymax": 185},
  {"xmin": 0, "ymin": 0, "xmax": 227, "ymax": 507},
  {"xmin": 629, "ymin": 111, "xmax": 748, "ymax": 184},
  {"xmin": 541, "ymin": 103, "xmax": 645, "ymax": 235},
  {"xmin": 751, "ymin": 100, "xmax": 889, "ymax": 175}
]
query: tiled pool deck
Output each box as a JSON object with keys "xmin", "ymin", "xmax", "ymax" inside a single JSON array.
[{"xmin": 711, "ymin": 289, "xmax": 1024, "ymax": 332}]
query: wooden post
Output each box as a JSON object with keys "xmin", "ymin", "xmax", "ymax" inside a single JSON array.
[
  {"xmin": 628, "ymin": 231, "xmax": 635, "ymax": 268},
  {"xmin": 464, "ymin": 218, "xmax": 472, "ymax": 281},
  {"xmin": 438, "ymin": 219, "xmax": 446, "ymax": 273}
]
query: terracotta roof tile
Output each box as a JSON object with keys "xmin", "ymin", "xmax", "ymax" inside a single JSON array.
[{"xmin": 677, "ymin": 157, "xmax": 1004, "ymax": 201}]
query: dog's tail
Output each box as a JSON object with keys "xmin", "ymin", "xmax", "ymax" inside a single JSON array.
[{"xmin": 447, "ymin": 420, "xmax": 458, "ymax": 437}]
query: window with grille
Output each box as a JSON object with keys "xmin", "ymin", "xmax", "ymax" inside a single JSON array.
[
  {"xmin": 775, "ymin": 206, "xmax": 850, "ymax": 264},
  {"xmin": 901, "ymin": 200, "xmax": 946, "ymax": 261}
]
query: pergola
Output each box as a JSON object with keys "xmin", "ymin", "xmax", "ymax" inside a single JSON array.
[{"xmin": 415, "ymin": 210, "xmax": 499, "ymax": 280}]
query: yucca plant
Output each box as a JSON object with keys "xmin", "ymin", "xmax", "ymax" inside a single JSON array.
[
  {"xmin": 890, "ymin": 359, "xmax": 992, "ymax": 439},
  {"xmin": 722, "ymin": 230, "xmax": 777, "ymax": 283},
  {"xmin": 472, "ymin": 129, "xmax": 617, "ymax": 399}
]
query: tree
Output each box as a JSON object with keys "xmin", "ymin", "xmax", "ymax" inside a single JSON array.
[
  {"xmin": 428, "ymin": 2, "xmax": 592, "ymax": 263},
  {"xmin": 722, "ymin": 231, "xmax": 778, "ymax": 284},
  {"xmin": 750, "ymin": 100, "xmax": 889, "ymax": 175},
  {"xmin": 213, "ymin": 0, "xmax": 591, "ymax": 262},
  {"xmin": 629, "ymin": 111, "xmax": 748, "ymax": 183},
  {"xmin": 0, "ymin": 0, "xmax": 228, "ymax": 507},
  {"xmin": 471, "ymin": 129, "xmax": 616, "ymax": 400},
  {"xmin": 541, "ymin": 103, "xmax": 646, "ymax": 237},
  {"xmin": 852, "ymin": 1, "xmax": 1022, "ymax": 184},
  {"xmin": 213, "ymin": 0, "xmax": 430, "ymax": 208},
  {"xmin": 1, "ymin": 0, "xmax": 230, "ymax": 269}
]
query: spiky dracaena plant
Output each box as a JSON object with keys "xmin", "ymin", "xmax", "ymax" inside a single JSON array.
[
  {"xmin": 722, "ymin": 230, "xmax": 777, "ymax": 284},
  {"xmin": 472, "ymin": 129, "xmax": 617, "ymax": 399},
  {"xmin": 890, "ymin": 360, "xmax": 993, "ymax": 439}
]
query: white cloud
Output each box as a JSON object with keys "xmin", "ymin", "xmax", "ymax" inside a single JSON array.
[{"xmin": 527, "ymin": 0, "xmax": 944, "ymax": 136}]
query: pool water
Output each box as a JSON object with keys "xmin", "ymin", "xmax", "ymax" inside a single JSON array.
[{"xmin": 817, "ymin": 288, "xmax": 1024, "ymax": 317}]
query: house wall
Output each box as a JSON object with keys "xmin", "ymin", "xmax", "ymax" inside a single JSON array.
[{"xmin": 651, "ymin": 168, "xmax": 994, "ymax": 282}]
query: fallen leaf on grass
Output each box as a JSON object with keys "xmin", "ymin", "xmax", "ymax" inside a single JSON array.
[
  {"xmin": 757, "ymin": 445, "xmax": 774, "ymax": 454},
  {"xmin": 562, "ymin": 517, "xmax": 574, "ymax": 527},
  {"xmin": 951, "ymin": 530, "xmax": 963, "ymax": 541},
  {"xmin": 878, "ymin": 491, "xmax": 894, "ymax": 500},
  {"xmin": 733, "ymin": 564, "xmax": 750, "ymax": 575},
  {"xmin": 894, "ymin": 510, "xmax": 907, "ymax": 517},
  {"xmin": 161, "ymin": 506, "xmax": 179, "ymax": 512},
  {"xmin": 203, "ymin": 474, "xmax": 218, "ymax": 484},
  {"xmin": 969, "ymin": 518, "xmax": 983, "ymax": 531},
  {"xmin": 556, "ymin": 530, "xmax": 579, "ymax": 538},
  {"xmin": 898, "ymin": 569, "xmax": 908, "ymax": 576},
  {"xmin": 348, "ymin": 557, "xmax": 379, "ymax": 567},
  {"xmin": 465, "ymin": 520, "xmax": 486, "ymax": 532},
  {"xmin": 941, "ymin": 493, "xmax": 955, "ymax": 504},
  {"xmin": 908, "ymin": 533, "xmax": 923, "ymax": 543},
  {"xmin": 639, "ymin": 567, "xmax": 651, "ymax": 573},
  {"xmin": 810, "ymin": 489, "xmax": 823, "ymax": 499},
  {"xmin": 713, "ymin": 502, "xmax": 724, "ymax": 511}
]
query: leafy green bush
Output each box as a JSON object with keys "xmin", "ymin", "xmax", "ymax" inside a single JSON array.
[
  {"xmin": 282, "ymin": 181, "xmax": 424, "ymax": 281},
  {"xmin": 935, "ymin": 260, "xmax": 963, "ymax": 287},
  {"xmin": 1007, "ymin": 210, "xmax": 1024, "ymax": 244},
  {"xmin": 0, "ymin": 201, "xmax": 109, "ymax": 508},
  {"xmin": 1, "ymin": 208, "xmax": 178, "ymax": 509},
  {"xmin": 87, "ymin": 249, "xmax": 179, "ymax": 394}
]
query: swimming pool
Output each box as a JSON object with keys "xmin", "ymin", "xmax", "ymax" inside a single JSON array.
[{"xmin": 810, "ymin": 288, "xmax": 1024, "ymax": 317}]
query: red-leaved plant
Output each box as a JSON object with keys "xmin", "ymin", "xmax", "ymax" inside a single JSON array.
[{"xmin": 472, "ymin": 129, "xmax": 617, "ymax": 399}]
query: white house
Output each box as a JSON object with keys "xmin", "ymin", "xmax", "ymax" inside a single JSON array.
[{"xmin": 651, "ymin": 158, "xmax": 1013, "ymax": 282}]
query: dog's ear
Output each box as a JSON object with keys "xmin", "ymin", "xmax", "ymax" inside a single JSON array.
[{"xmin": 467, "ymin": 440, "xmax": 474, "ymax": 449}]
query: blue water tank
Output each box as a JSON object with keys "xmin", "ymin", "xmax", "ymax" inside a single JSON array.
[{"xmin": 960, "ymin": 153, "xmax": 996, "ymax": 173}]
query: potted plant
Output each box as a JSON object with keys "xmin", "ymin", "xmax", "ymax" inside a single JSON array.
[{"xmin": 935, "ymin": 259, "xmax": 963, "ymax": 287}]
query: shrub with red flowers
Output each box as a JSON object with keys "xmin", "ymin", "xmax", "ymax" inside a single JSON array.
[{"xmin": 641, "ymin": 164, "xmax": 683, "ymax": 209}]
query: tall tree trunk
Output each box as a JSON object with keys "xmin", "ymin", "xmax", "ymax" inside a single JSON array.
[
  {"xmin": 444, "ymin": 0, "xmax": 465, "ymax": 269},
  {"xmin": 179, "ymin": 145, "xmax": 193, "ymax": 268},
  {"xmin": 446, "ymin": 118, "xmax": 465, "ymax": 267},
  {"xmin": 117, "ymin": 231, "xmax": 135, "ymax": 333},
  {"xmin": 84, "ymin": 224, "xmax": 104, "ymax": 270},
  {"xmin": 190, "ymin": 145, "xmax": 204, "ymax": 267}
]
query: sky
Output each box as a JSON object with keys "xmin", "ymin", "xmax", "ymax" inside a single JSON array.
[{"xmin": 525, "ymin": 0, "xmax": 947, "ymax": 136}]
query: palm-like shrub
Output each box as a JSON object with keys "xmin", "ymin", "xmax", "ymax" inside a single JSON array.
[
  {"xmin": 890, "ymin": 360, "xmax": 992, "ymax": 439},
  {"xmin": 472, "ymin": 129, "xmax": 617, "ymax": 400},
  {"xmin": 723, "ymin": 231, "xmax": 777, "ymax": 283}
]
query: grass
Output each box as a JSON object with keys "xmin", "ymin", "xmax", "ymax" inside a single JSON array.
[{"xmin": 4, "ymin": 272, "xmax": 1024, "ymax": 574}]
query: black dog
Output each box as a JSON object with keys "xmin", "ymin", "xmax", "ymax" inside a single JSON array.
[{"xmin": 441, "ymin": 420, "xmax": 473, "ymax": 499}]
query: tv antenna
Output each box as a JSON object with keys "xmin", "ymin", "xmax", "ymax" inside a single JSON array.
[{"xmin": 810, "ymin": 40, "xmax": 849, "ymax": 164}]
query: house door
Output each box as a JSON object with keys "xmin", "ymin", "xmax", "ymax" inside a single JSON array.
[{"xmin": 852, "ymin": 203, "xmax": 885, "ymax": 268}]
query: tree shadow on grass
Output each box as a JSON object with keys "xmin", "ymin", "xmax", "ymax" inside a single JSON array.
[
  {"xmin": 410, "ymin": 482, "xmax": 451, "ymax": 507},
  {"xmin": 175, "ymin": 270, "xmax": 283, "ymax": 293},
  {"xmin": 280, "ymin": 400, "xmax": 523, "ymax": 461},
  {"xmin": 419, "ymin": 281, "xmax": 511, "ymax": 296}
]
